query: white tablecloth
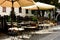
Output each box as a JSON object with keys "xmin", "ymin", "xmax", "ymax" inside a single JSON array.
[
  {"xmin": 8, "ymin": 27, "xmax": 24, "ymax": 31},
  {"xmin": 39, "ymin": 24, "xmax": 51, "ymax": 27}
]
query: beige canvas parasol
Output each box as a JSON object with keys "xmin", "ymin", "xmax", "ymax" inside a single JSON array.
[
  {"xmin": 22, "ymin": 2, "xmax": 55, "ymax": 10},
  {"xmin": 0, "ymin": 0, "xmax": 34, "ymax": 8},
  {"xmin": 35, "ymin": 2, "xmax": 55, "ymax": 10},
  {"xmin": 22, "ymin": 5, "xmax": 38, "ymax": 10}
]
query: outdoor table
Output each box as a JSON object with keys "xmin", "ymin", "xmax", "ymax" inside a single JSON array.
[
  {"xmin": 24, "ymin": 26, "xmax": 37, "ymax": 33},
  {"xmin": 18, "ymin": 28, "xmax": 24, "ymax": 31},
  {"xmin": 18, "ymin": 22, "xmax": 25, "ymax": 25},
  {"xmin": 8, "ymin": 27, "xmax": 24, "ymax": 40},
  {"xmin": 8, "ymin": 27, "xmax": 24, "ymax": 32},
  {"xmin": 39, "ymin": 24, "xmax": 51, "ymax": 26},
  {"xmin": 50, "ymin": 22, "xmax": 54, "ymax": 26},
  {"xmin": 39, "ymin": 24, "xmax": 51, "ymax": 29},
  {"xmin": 24, "ymin": 26, "xmax": 36, "ymax": 28},
  {"xmin": 8, "ymin": 27, "xmax": 18, "ymax": 30}
]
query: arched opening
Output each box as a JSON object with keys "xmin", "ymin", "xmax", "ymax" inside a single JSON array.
[{"xmin": 57, "ymin": 14, "xmax": 60, "ymax": 21}]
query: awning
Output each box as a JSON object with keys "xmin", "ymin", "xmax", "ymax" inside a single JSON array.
[
  {"xmin": 22, "ymin": 5, "xmax": 38, "ymax": 10},
  {"xmin": 22, "ymin": 2, "xmax": 55, "ymax": 10},
  {"xmin": 35, "ymin": 2, "xmax": 55, "ymax": 10}
]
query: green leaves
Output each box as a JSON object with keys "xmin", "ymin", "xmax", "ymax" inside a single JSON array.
[{"xmin": 31, "ymin": 16, "xmax": 37, "ymax": 21}]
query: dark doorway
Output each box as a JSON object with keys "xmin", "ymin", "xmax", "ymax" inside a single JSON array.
[{"xmin": 57, "ymin": 14, "xmax": 60, "ymax": 21}]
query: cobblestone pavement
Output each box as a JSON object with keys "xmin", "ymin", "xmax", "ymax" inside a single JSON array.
[
  {"xmin": 1, "ymin": 32, "xmax": 60, "ymax": 40},
  {"xmin": 0, "ymin": 25, "xmax": 60, "ymax": 40}
]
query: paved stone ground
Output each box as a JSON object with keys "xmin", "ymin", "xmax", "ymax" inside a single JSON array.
[
  {"xmin": 0, "ymin": 25, "xmax": 60, "ymax": 40},
  {"xmin": 1, "ymin": 32, "xmax": 60, "ymax": 40},
  {"xmin": 0, "ymin": 33, "xmax": 51, "ymax": 40}
]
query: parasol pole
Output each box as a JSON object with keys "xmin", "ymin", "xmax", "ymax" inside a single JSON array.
[
  {"xmin": 12, "ymin": 0, "xmax": 14, "ymax": 12},
  {"xmin": 10, "ymin": 0, "xmax": 15, "ymax": 27}
]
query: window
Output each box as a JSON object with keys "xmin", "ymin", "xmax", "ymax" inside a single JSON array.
[
  {"xmin": 26, "ymin": 9, "xmax": 28, "ymax": 14},
  {"xmin": 3, "ymin": 7, "xmax": 6, "ymax": 12},
  {"xmin": 31, "ymin": 10, "xmax": 35, "ymax": 14},
  {"xmin": 19, "ymin": 7, "xmax": 22, "ymax": 13}
]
